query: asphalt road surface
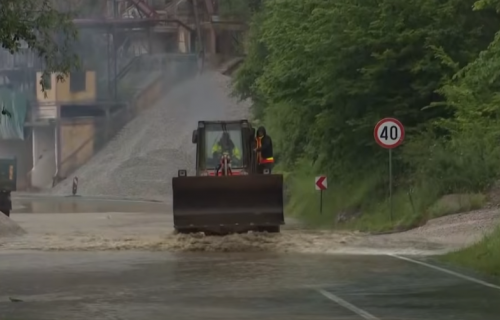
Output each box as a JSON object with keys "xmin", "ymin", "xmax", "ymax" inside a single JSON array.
[{"xmin": 1, "ymin": 195, "xmax": 499, "ymax": 319}]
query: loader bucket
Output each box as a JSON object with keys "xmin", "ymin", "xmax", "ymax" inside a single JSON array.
[{"xmin": 172, "ymin": 175, "xmax": 284, "ymax": 234}]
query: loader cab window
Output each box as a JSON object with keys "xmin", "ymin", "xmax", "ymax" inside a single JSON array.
[{"xmin": 205, "ymin": 124, "xmax": 243, "ymax": 168}]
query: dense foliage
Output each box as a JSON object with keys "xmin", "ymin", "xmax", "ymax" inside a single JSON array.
[
  {"xmin": 233, "ymin": 0, "xmax": 500, "ymax": 229},
  {"xmin": 0, "ymin": 0, "xmax": 79, "ymax": 90},
  {"xmin": 218, "ymin": 0, "xmax": 262, "ymax": 20}
]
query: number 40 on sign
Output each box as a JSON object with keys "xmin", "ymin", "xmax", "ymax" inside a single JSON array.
[
  {"xmin": 374, "ymin": 117, "xmax": 405, "ymax": 223},
  {"xmin": 374, "ymin": 118, "xmax": 404, "ymax": 149}
]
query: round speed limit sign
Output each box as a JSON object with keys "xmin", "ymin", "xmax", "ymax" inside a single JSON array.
[{"xmin": 374, "ymin": 118, "xmax": 405, "ymax": 149}]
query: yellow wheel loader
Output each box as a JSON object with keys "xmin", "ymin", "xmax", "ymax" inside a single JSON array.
[{"xmin": 172, "ymin": 120, "xmax": 284, "ymax": 234}]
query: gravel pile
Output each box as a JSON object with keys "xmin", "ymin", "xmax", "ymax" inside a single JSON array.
[
  {"xmin": 0, "ymin": 214, "xmax": 26, "ymax": 238},
  {"xmin": 352, "ymin": 208, "xmax": 500, "ymax": 253},
  {"xmin": 51, "ymin": 72, "xmax": 252, "ymax": 201}
]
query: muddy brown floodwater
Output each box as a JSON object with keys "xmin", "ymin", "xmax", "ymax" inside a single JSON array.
[
  {"xmin": 2, "ymin": 195, "xmax": 361, "ymax": 253},
  {"xmin": 2, "ymin": 195, "xmax": 500, "ymax": 320},
  {"xmin": 3, "ymin": 194, "xmax": 496, "ymax": 255}
]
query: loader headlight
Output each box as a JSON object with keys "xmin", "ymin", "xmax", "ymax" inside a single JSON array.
[
  {"xmin": 200, "ymin": 171, "xmax": 209, "ymax": 176},
  {"xmin": 263, "ymin": 169, "xmax": 270, "ymax": 175},
  {"xmin": 240, "ymin": 170, "xmax": 248, "ymax": 175},
  {"xmin": 178, "ymin": 170, "xmax": 187, "ymax": 177}
]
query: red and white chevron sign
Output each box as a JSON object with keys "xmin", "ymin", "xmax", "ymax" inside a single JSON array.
[{"xmin": 315, "ymin": 176, "xmax": 327, "ymax": 191}]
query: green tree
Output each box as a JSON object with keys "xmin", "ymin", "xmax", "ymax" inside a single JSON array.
[
  {"xmin": 234, "ymin": 0, "xmax": 499, "ymax": 176},
  {"xmin": 0, "ymin": 0, "xmax": 79, "ymax": 90},
  {"xmin": 232, "ymin": 0, "xmax": 500, "ymax": 229},
  {"xmin": 420, "ymin": 2, "xmax": 500, "ymax": 193}
]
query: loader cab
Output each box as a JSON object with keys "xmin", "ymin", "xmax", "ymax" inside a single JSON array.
[{"xmin": 192, "ymin": 120, "xmax": 255, "ymax": 176}]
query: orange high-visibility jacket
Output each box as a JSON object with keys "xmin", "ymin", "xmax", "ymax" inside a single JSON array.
[{"xmin": 256, "ymin": 136, "xmax": 274, "ymax": 164}]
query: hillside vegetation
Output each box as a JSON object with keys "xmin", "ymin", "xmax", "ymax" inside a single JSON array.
[{"xmin": 232, "ymin": 0, "xmax": 500, "ymax": 274}]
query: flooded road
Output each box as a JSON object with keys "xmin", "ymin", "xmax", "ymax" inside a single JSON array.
[
  {"xmin": 1, "ymin": 195, "xmax": 499, "ymax": 319},
  {"xmin": 1, "ymin": 251, "xmax": 500, "ymax": 320},
  {"xmin": 11, "ymin": 194, "xmax": 167, "ymax": 214}
]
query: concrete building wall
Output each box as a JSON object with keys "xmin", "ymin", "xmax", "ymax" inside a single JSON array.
[
  {"xmin": 59, "ymin": 118, "xmax": 95, "ymax": 178},
  {"xmin": 35, "ymin": 71, "xmax": 97, "ymax": 105},
  {"xmin": 31, "ymin": 126, "xmax": 56, "ymax": 189},
  {"xmin": 56, "ymin": 71, "xmax": 96, "ymax": 103}
]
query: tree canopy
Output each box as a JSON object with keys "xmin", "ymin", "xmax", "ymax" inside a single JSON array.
[
  {"xmin": 0, "ymin": 0, "xmax": 79, "ymax": 90},
  {"xmin": 233, "ymin": 0, "xmax": 500, "ymax": 227}
]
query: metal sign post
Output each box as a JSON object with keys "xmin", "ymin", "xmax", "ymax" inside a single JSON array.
[
  {"xmin": 374, "ymin": 118, "xmax": 405, "ymax": 223},
  {"xmin": 315, "ymin": 176, "xmax": 327, "ymax": 214},
  {"xmin": 72, "ymin": 177, "xmax": 78, "ymax": 196}
]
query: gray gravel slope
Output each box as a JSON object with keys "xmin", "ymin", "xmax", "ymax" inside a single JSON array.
[
  {"xmin": 0, "ymin": 213, "xmax": 26, "ymax": 238},
  {"xmin": 51, "ymin": 72, "xmax": 251, "ymax": 201}
]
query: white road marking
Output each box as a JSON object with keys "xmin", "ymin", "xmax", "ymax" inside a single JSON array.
[
  {"xmin": 318, "ymin": 289, "xmax": 380, "ymax": 320},
  {"xmin": 388, "ymin": 254, "xmax": 500, "ymax": 290}
]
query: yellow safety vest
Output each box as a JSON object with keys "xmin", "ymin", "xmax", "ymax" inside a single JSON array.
[{"xmin": 212, "ymin": 143, "xmax": 241, "ymax": 160}]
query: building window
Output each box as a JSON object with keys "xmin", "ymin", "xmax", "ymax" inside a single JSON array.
[{"xmin": 70, "ymin": 71, "xmax": 86, "ymax": 92}]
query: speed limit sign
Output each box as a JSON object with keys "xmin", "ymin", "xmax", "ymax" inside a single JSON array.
[{"xmin": 374, "ymin": 118, "xmax": 405, "ymax": 149}]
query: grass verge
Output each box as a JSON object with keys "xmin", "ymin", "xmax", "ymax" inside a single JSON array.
[
  {"xmin": 283, "ymin": 163, "xmax": 486, "ymax": 233},
  {"xmin": 281, "ymin": 162, "xmax": 498, "ymax": 277},
  {"xmin": 439, "ymin": 227, "xmax": 500, "ymax": 277}
]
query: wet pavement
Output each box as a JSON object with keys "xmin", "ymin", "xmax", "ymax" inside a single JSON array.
[
  {"xmin": 1, "ymin": 195, "xmax": 499, "ymax": 319},
  {"xmin": 1, "ymin": 252, "xmax": 500, "ymax": 319},
  {"xmin": 11, "ymin": 194, "xmax": 167, "ymax": 214}
]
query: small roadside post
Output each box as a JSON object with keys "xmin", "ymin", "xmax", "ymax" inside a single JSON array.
[
  {"xmin": 72, "ymin": 177, "xmax": 78, "ymax": 196},
  {"xmin": 315, "ymin": 175, "xmax": 327, "ymax": 214},
  {"xmin": 374, "ymin": 118, "xmax": 405, "ymax": 222}
]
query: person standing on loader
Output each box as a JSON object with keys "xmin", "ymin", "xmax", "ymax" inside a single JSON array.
[
  {"xmin": 255, "ymin": 126, "xmax": 274, "ymax": 173},
  {"xmin": 212, "ymin": 132, "xmax": 241, "ymax": 162}
]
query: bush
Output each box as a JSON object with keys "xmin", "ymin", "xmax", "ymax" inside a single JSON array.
[
  {"xmin": 282, "ymin": 118, "xmax": 498, "ymax": 232},
  {"xmin": 403, "ymin": 119, "xmax": 500, "ymax": 195},
  {"xmin": 427, "ymin": 194, "xmax": 486, "ymax": 218}
]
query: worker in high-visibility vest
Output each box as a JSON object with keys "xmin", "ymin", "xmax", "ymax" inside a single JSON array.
[
  {"xmin": 254, "ymin": 126, "xmax": 274, "ymax": 173},
  {"xmin": 212, "ymin": 132, "xmax": 241, "ymax": 162}
]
